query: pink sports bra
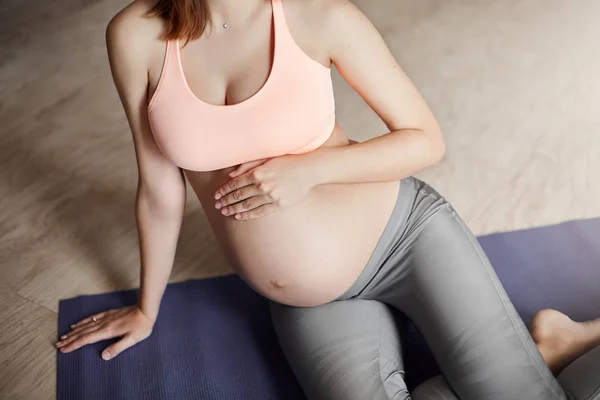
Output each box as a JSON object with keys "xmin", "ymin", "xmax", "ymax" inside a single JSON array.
[{"xmin": 147, "ymin": 0, "xmax": 336, "ymax": 172}]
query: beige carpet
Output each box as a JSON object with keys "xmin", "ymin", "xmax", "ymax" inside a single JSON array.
[{"xmin": 1, "ymin": 0, "xmax": 599, "ymax": 398}]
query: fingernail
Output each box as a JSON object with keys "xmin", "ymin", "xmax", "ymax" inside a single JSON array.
[
  {"xmin": 221, "ymin": 208, "xmax": 229, "ymax": 215},
  {"xmin": 214, "ymin": 193, "xmax": 221, "ymax": 200},
  {"xmin": 235, "ymin": 214, "xmax": 242, "ymax": 220},
  {"xmin": 215, "ymin": 202, "xmax": 222, "ymax": 209},
  {"xmin": 70, "ymin": 324, "xmax": 75, "ymax": 328},
  {"xmin": 61, "ymin": 334, "xmax": 67, "ymax": 340},
  {"xmin": 102, "ymin": 351, "xmax": 111, "ymax": 360}
]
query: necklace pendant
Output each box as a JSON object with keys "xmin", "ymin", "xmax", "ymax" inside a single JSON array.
[{"xmin": 223, "ymin": 23, "xmax": 230, "ymax": 29}]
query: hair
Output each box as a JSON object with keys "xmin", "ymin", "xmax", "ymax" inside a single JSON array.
[{"xmin": 147, "ymin": 0, "xmax": 211, "ymax": 43}]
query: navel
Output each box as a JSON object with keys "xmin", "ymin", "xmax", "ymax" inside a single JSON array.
[{"xmin": 270, "ymin": 279, "xmax": 286, "ymax": 289}]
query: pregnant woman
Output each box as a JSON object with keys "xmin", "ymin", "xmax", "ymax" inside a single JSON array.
[{"xmin": 56, "ymin": 0, "xmax": 600, "ymax": 398}]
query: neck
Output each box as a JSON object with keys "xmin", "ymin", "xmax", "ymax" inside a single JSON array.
[{"xmin": 207, "ymin": 0, "xmax": 265, "ymax": 27}]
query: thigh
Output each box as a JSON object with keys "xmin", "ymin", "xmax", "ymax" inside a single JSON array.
[
  {"xmin": 269, "ymin": 298, "xmax": 410, "ymax": 400},
  {"xmin": 376, "ymin": 206, "xmax": 568, "ymax": 400},
  {"xmin": 411, "ymin": 375, "xmax": 458, "ymax": 400}
]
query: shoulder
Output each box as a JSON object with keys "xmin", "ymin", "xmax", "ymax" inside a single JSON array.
[
  {"xmin": 283, "ymin": 0, "xmax": 365, "ymax": 30},
  {"xmin": 282, "ymin": 0, "xmax": 372, "ymax": 50},
  {"xmin": 106, "ymin": 0, "xmax": 165, "ymax": 66}
]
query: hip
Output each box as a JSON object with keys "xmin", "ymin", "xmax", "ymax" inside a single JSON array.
[{"xmin": 334, "ymin": 176, "xmax": 451, "ymax": 302}]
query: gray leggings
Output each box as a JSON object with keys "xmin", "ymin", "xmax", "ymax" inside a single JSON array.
[{"xmin": 270, "ymin": 177, "xmax": 600, "ymax": 400}]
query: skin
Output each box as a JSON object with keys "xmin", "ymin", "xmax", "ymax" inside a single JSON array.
[{"xmin": 55, "ymin": 0, "xmax": 600, "ymax": 379}]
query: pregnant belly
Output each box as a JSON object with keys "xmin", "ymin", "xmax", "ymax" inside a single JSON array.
[{"xmin": 191, "ymin": 177, "xmax": 400, "ymax": 307}]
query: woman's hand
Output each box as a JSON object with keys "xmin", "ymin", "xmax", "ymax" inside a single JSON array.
[
  {"xmin": 214, "ymin": 154, "xmax": 316, "ymax": 220},
  {"xmin": 55, "ymin": 305, "xmax": 154, "ymax": 360}
]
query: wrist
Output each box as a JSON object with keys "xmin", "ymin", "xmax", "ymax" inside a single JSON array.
[
  {"xmin": 139, "ymin": 307, "xmax": 158, "ymax": 324},
  {"xmin": 303, "ymin": 147, "xmax": 335, "ymax": 187},
  {"xmin": 137, "ymin": 299, "xmax": 158, "ymax": 323}
]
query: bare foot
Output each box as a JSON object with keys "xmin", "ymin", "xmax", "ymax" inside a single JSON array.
[{"xmin": 531, "ymin": 309, "xmax": 586, "ymax": 375}]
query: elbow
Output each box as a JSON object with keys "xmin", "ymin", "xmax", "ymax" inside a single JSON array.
[
  {"xmin": 431, "ymin": 131, "xmax": 446, "ymax": 164},
  {"xmin": 421, "ymin": 124, "xmax": 445, "ymax": 167},
  {"xmin": 138, "ymin": 177, "xmax": 186, "ymax": 214}
]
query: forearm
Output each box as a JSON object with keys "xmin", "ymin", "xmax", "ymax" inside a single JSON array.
[
  {"xmin": 135, "ymin": 187, "xmax": 185, "ymax": 322},
  {"xmin": 308, "ymin": 128, "xmax": 445, "ymax": 185}
]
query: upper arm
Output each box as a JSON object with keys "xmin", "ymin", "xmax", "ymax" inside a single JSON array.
[
  {"xmin": 322, "ymin": 0, "xmax": 442, "ymax": 137},
  {"xmin": 106, "ymin": 4, "xmax": 185, "ymax": 203}
]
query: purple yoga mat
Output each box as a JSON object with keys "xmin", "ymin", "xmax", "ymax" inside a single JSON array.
[{"xmin": 57, "ymin": 217, "xmax": 600, "ymax": 399}]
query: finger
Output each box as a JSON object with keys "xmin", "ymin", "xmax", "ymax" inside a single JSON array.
[
  {"xmin": 222, "ymin": 195, "xmax": 272, "ymax": 216},
  {"xmin": 70, "ymin": 311, "xmax": 107, "ymax": 329},
  {"xmin": 215, "ymin": 173, "xmax": 257, "ymax": 200},
  {"xmin": 102, "ymin": 334, "xmax": 138, "ymax": 361},
  {"xmin": 57, "ymin": 324, "xmax": 103, "ymax": 348},
  {"xmin": 59, "ymin": 321, "xmax": 98, "ymax": 341},
  {"xmin": 229, "ymin": 159, "xmax": 267, "ymax": 178},
  {"xmin": 216, "ymin": 185, "xmax": 263, "ymax": 209},
  {"xmin": 60, "ymin": 326, "xmax": 121, "ymax": 353},
  {"xmin": 235, "ymin": 203, "xmax": 279, "ymax": 220},
  {"xmin": 67, "ymin": 317, "xmax": 104, "ymax": 336}
]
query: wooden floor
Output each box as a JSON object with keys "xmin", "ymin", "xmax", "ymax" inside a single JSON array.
[{"xmin": 1, "ymin": 0, "xmax": 599, "ymax": 398}]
